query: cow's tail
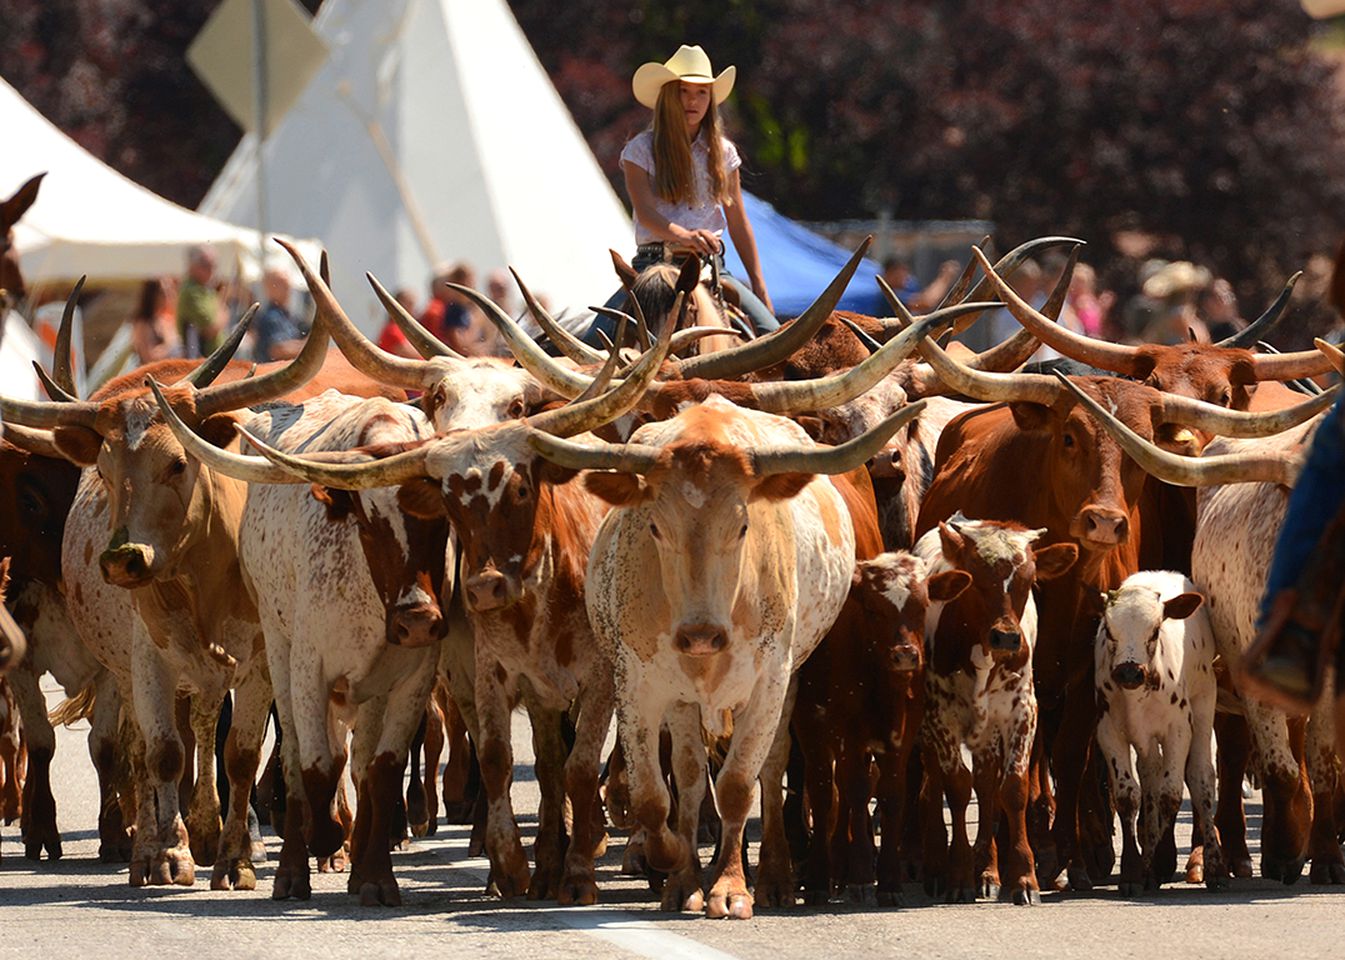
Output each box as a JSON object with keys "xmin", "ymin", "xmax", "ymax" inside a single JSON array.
[{"xmin": 48, "ymin": 683, "xmax": 96, "ymax": 727}]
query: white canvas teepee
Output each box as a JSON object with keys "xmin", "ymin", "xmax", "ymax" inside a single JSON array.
[{"xmin": 200, "ymin": 0, "xmax": 632, "ymax": 334}]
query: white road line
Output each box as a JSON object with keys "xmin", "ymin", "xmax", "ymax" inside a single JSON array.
[{"xmin": 441, "ymin": 836, "xmax": 742, "ymax": 960}]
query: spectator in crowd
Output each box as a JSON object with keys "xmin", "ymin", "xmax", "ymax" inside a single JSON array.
[
  {"xmin": 1066, "ymin": 261, "xmax": 1111, "ymax": 338},
  {"xmin": 176, "ymin": 245, "xmax": 227, "ymax": 357},
  {"xmin": 964, "ymin": 258, "xmax": 1045, "ymax": 354},
  {"xmin": 420, "ymin": 261, "xmax": 485, "ymax": 355},
  {"xmin": 1137, "ymin": 260, "xmax": 1211, "ymax": 344},
  {"xmin": 881, "ymin": 256, "xmax": 961, "ymax": 312},
  {"xmin": 376, "ymin": 287, "xmax": 424, "ymax": 359},
  {"xmin": 130, "ymin": 277, "xmax": 180, "ymax": 364},
  {"xmin": 252, "ymin": 268, "xmax": 308, "ymax": 362},
  {"xmin": 486, "ymin": 269, "xmax": 518, "ymax": 318},
  {"xmin": 1198, "ymin": 278, "xmax": 1243, "ymax": 343}
]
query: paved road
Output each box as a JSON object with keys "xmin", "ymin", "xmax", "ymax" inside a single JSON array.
[{"xmin": 4, "ymin": 679, "xmax": 1345, "ymax": 960}]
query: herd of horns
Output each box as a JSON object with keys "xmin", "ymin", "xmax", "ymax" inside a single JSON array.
[{"xmin": 2, "ymin": 171, "xmax": 1345, "ymax": 918}]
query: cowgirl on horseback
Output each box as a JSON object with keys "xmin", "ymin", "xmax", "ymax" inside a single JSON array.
[{"xmin": 599, "ymin": 45, "xmax": 777, "ymax": 339}]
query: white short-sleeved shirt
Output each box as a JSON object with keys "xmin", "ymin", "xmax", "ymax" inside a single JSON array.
[{"xmin": 620, "ymin": 130, "xmax": 741, "ymax": 245}]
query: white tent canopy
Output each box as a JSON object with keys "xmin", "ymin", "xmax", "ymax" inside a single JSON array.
[
  {"xmin": 200, "ymin": 0, "xmax": 632, "ymax": 334},
  {"xmin": 1, "ymin": 76, "xmax": 320, "ymax": 285}
]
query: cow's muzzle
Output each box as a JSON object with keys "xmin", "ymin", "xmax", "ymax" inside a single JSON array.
[
  {"xmin": 99, "ymin": 541, "xmax": 156, "ymax": 588},
  {"xmin": 1111, "ymin": 661, "xmax": 1148, "ymax": 690},
  {"xmin": 1074, "ymin": 506, "xmax": 1130, "ymax": 547},
  {"xmin": 464, "ymin": 569, "xmax": 522, "ymax": 612},
  {"xmin": 989, "ymin": 627, "xmax": 1022, "ymax": 656},
  {"xmin": 675, "ymin": 624, "xmax": 728, "ymax": 657},
  {"xmin": 889, "ymin": 641, "xmax": 922, "ymax": 672},
  {"xmin": 387, "ymin": 603, "xmax": 445, "ymax": 648}
]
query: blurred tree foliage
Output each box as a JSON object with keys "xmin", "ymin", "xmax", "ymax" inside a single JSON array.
[{"xmin": 3, "ymin": 0, "xmax": 1343, "ymax": 313}]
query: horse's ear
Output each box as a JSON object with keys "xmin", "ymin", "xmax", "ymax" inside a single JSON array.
[
  {"xmin": 609, "ymin": 249, "xmax": 638, "ymax": 288},
  {"xmin": 1, "ymin": 172, "xmax": 45, "ymax": 228},
  {"xmin": 676, "ymin": 255, "xmax": 699, "ymax": 295}
]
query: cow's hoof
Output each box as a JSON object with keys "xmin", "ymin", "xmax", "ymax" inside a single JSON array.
[
  {"xmin": 100, "ymin": 840, "xmax": 132, "ymax": 864},
  {"xmin": 978, "ymin": 878, "xmax": 1000, "ymax": 900},
  {"xmin": 1309, "ymin": 859, "xmax": 1345, "ymax": 885},
  {"xmin": 129, "ymin": 859, "xmax": 149, "ymax": 886},
  {"xmin": 707, "ymin": 891, "xmax": 753, "ymax": 920},
  {"xmin": 661, "ymin": 872, "xmax": 705, "ymax": 912},
  {"xmin": 1205, "ymin": 871, "xmax": 1230, "ymax": 892},
  {"xmin": 1232, "ymin": 857, "xmax": 1254, "ymax": 879},
  {"xmin": 1281, "ymin": 857, "xmax": 1307, "ymax": 886},
  {"xmin": 1011, "ymin": 887, "xmax": 1042, "ymax": 906},
  {"xmin": 317, "ymin": 846, "xmax": 348, "ymax": 874},
  {"xmin": 467, "ymin": 834, "xmax": 486, "ymax": 858},
  {"xmin": 1186, "ymin": 863, "xmax": 1204, "ymax": 884},
  {"xmin": 945, "ymin": 886, "xmax": 976, "ymax": 904},
  {"xmin": 272, "ymin": 868, "xmax": 312, "ymax": 901},
  {"xmin": 485, "ymin": 863, "xmax": 530, "ymax": 899},
  {"xmin": 1066, "ymin": 863, "xmax": 1092, "ymax": 892},
  {"xmin": 923, "ymin": 876, "xmax": 945, "ymax": 898},
  {"xmin": 845, "ymin": 883, "xmax": 877, "ymax": 905},
  {"xmin": 24, "ymin": 836, "xmax": 60, "ymax": 861},
  {"xmin": 210, "ymin": 857, "xmax": 257, "ymax": 891},
  {"xmin": 1035, "ymin": 847, "xmax": 1061, "ymax": 886},
  {"xmin": 755, "ymin": 870, "xmax": 796, "ymax": 908},
  {"xmin": 876, "ymin": 887, "xmax": 914, "ymax": 908},
  {"xmin": 528, "ymin": 859, "xmax": 563, "ymax": 901},
  {"xmin": 1118, "ymin": 880, "xmax": 1143, "ymax": 898},
  {"xmin": 802, "ymin": 887, "xmax": 830, "ymax": 906},
  {"xmin": 621, "ymin": 840, "xmax": 648, "ymax": 877},
  {"xmin": 558, "ymin": 874, "xmax": 599, "ymax": 907},
  {"xmin": 410, "ymin": 820, "xmax": 430, "ymax": 838},
  {"xmin": 359, "ymin": 879, "xmax": 402, "ymax": 907},
  {"xmin": 1084, "ymin": 842, "xmax": 1115, "ymax": 884}
]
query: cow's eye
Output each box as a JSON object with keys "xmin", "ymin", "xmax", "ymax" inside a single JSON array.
[
  {"xmin": 516, "ymin": 483, "xmax": 530, "ymax": 501},
  {"xmin": 649, "ymin": 522, "xmax": 661, "ymax": 540},
  {"xmin": 171, "ymin": 458, "xmax": 188, "ymax": 475},
  {"xmin": 1062, "ymin": 432, "xmax": 1075, "ymax": 449},
  {"xmin": 508, "ymin": 399, "xmax": 525, "ymax": 419},
  {"xmin": 738, "ymin": 523, "xmax": 748, "ymax": 540}
]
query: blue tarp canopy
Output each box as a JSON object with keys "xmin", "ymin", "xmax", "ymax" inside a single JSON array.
[{"xmin": 724, "ymin": 191, "xmax": 886, "ymax": 317}]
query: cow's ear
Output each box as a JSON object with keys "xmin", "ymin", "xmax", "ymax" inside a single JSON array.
[
  {"xmin": 610, "ymin": 249, "xmax": 638, "ymax": 288},
  {"xmin": 397, "ymin": 477, "xmax": 446, "ymax": 519},
  {"xmin": 585, "ymin": 472, "xmax": 649, "ymax": 506},
  {"xmin": 1033, "ymin": 542, "xmax": 1079, "ymax": 581},
  {"xmin": 1163, "ymin": 591, "xmax": 1204, "ymax": 621},
  {"xmin": 752, "ymin": 472, "xmax": 813, "ymax": 502},
  {"xmin": 52, "ymin": 425, "xmax": 102, "ymax": 466},
  {"xmin": 938, "ymin": 520, "xmax": 964, "ymax": 559},
  {"xmin": 1131, "ymin": 354, "xmax": 1158, "ymax": 381},
  {"xmin": 1008, "ymin": 401, "xmax": 1053, "ymax": 432},
  {"xmin": 1228, "ymin": 357, "xmax": 1257, "ymax": 387},
  {"xmin": 198, "ymin": 413, "xmax": 240, "ymax": 451},
  {"xmin": 928, "ymin": 569, "xmax": 971, "ymax": 603},
  {"xmin": 310, "ymin": 484, "xmax": 354, "ymax": 521},
  {"xmin": 794, "ymin": 416, "xmax": 825, "ymax": 442},
  {"xmin": 538, "ymin": 459, "xmax": 580, "ymax": 486}
]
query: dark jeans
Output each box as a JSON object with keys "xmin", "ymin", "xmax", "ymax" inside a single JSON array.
[
  {"xmin": 593, "ymin": 249, "xmax": 778, "ymax": 347},
  {"xmin": 1258, "ymin": 393, "xmax": 1345, "ymax": 628}
]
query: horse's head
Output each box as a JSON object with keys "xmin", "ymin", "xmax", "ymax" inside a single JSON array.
[
  {"xmin": 0, "ymin": 174, "xmax": 45, "ymax": 314},
  {"xmin": 619, "ymin": 254, "xmax": 738, "ymax": 356}
]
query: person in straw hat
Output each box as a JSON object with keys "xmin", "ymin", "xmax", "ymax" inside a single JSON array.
[{"xmin": 603, "ymin": 44, "xmax": 776, "ymax": 336}]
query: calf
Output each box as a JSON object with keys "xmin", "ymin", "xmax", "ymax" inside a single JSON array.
[
  {"xmin": 795, "ymin": 550, "xmax": 970, "ymax": 904},
  {"xmin": 1094, "ymin": 571, "xmax": 1224, "ymax": 895},
  {"xmin": 914, "ymin": 514, "xmax": 1077, "ymax": 905}
]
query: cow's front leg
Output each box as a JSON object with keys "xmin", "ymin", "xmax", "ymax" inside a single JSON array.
[
  {"xmin": 875, "ymin": 729, "xmax": 918, "ymax": 906},
  {"xmin": 756, "ymin": 678, "xmax": 799, "ymax": 909},
  {"xmin": 1097, "ymin": 716, "xmax": 1141, "ymax": 897},
  {"xmin": 1305, "ymin": 686, "xmax": 1344, "ymax": 884},
  {"xmin": 130, "ymin": 637, "xmax": 193, "ymax": 886},
  {"xmin": 972, "ymin": 746, "xmax": 1004, "ymax": 901},
  {"xmin": 705, "ymin": 679, "xmax": 790, "ymax": 920},
  {"xmin": 476, "ymin": 654, "xmax": 529, "ymax": 898},
  {"xmin": 211, "ymin": 662, "xmax": 270, "ymax": 890},
  {"xmin": 8, "ymin": 661, "xmax": 60, "ymax": 860},
  {"xmin": 618, "ymin": 677, "xmax": 681, "ymax": 878},
  {"xmin": 1214, "ymin": 711, "xmax": 1254, "ymax": 878},
  {"xmin": 1001, "ymin": 697, "xmax": 1040, "ymax": 905},
  {"xmin": 1186, "ymin": 698, "xmax": 1226, "ymax": 890},
  {"xmin": 524, "ymin": 693, "xmax": 568, "ymax": 902},
  {"xmin": 88, "ymin": 671, "xmax": 132, "ymax": 862},
  {"xmin": 1137, "ymin": 743, "xmax": 1181, "ymax": 892},
  {"xmin": 661, "ymin": 701, "xmax": 708, "ymax": 912},
  {"xmin": 559, "ymin": 667, "xmax": 615, "ymax": 906},
  {"xmin": 185, "ymin": 689, "xmax": 224, "ymax": 867}
]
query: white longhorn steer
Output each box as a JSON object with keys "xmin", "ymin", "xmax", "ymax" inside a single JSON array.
[{"xmin": 528, "ymin": 393, "xmax": 928, "ymax": 920}]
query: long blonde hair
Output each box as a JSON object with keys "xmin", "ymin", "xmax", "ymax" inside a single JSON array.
[{"xmin": 651, "ymin": 82, "xmax": 730, "ymax": 207}]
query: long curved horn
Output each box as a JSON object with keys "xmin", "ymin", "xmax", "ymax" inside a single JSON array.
[
  {"xmin": 670, "ymin": 237, "xmax": 874, "ymax": 381},
  {"xmin": 1217, "ymin": 272, "xmax": 1301, "ymax": 348},
  {"xmin": 0, "ymin": 390, "xmax": 99, "ymax": 430},
  {"xmin": 837, "ymin": 314, "xmax": 884, "ymax": 354},
  {"xmin": 570, "ymin": 312, "xmax": 628, "ymax": 404},
  {"xmin": 451, "ymin": 282, "xmax": 592, "ymax": 397},
  {"xmin": 368, "ymin": 273, "xmax": 460, "ymax": 362},
  {"xmin": 753, "ymin": 399, "xmax": 929, "ymax": 476},
  {"xmin": 33, "ymin": 362, "xmax": 78, "ymax": 403},
  {"xmin": 966, "ymin": 243, "xmax": 1080, "ymax": 372},
  {"xmin": 1248, "ymin": 345, "xmax": 1335, "ymax": 382},
  {"xmin": 966, "ymin": 245, "xmax": 1142, "ymax": 374},
  {"xmin": 236, "ymin": 421, "xmax": 433, "ymax": 491},
  {"xmin": 1, "ymin": 422, "xmax": 63, "ymax": 459},
  {"xmin": 670, "ymin": 325, "xmax": 746, "ymax": 353},
  {"xmin": 512, "ymin": 268, "xmax": 605, "ymax": 365},
  {"xmin": 192, "ymin": 241, "xmax": 332, "ymax": 418},
  {"xmin": 748, "ymin": 303, "xmax": 998, "ymax": 414},
  {"xmin": 1315, "ymin": 337, "xmax": 1345, "ymax": 376},
  {"xmin": 180, "ymin": 302, "xmax": 259, "ymax": 388},
  {"xmin": 146, "ymin": 379, "xmax": 306, "ymax": 484},
  {"xmin": 527, "ymin": 430, "xmax": 664, "ymax": 474},
  {"xmin": 305, "ymin": 268, "xmax": 427, "ymax": 390},
  {"xmin": 527, "ymin": 291, "xmax": 678, "ymax": 439},
  {"xmin": 918, "ymin": 332, "xmax": 1062, "ymax": 407},
  {"xmin": 1056, "ymin": 373, "xmax": 1301, "ymax": 487},
  {"xmin": 1159, "ymin": 383, "xmax": 1338, "ymax": 438},
  {"xmin": 52, "ymin": 276, "xmax": 85, "ymax": 394}
]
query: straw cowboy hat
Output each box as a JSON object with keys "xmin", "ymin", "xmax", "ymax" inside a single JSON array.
[{"xmin": 632, "ymin": 45, "xmax": 736, "ymax": 109}]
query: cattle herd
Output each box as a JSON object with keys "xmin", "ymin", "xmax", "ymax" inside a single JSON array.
[{"xmin": 3, "ymin": 173, "xmax": 1345, "ymax": 921}]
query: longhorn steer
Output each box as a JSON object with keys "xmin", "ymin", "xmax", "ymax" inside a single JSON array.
[
  {"xmin": 528, "ymin": 394, "xmax": 927, "ymax": 919},
  {"xmin": 913, "ymin": 515, "xmax": 1077, "ymax": 905},
  {"xmin": 1094, "ymin": 570, "xmax": 1223, "ymax": 895}
]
